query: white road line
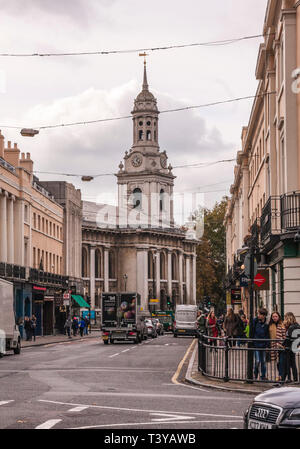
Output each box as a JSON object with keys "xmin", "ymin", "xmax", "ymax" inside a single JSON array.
[
  {"xmin": 108, "ymin": 353, "xmax": 120, "ymax": 358},
  {"xmin": 0, "ymin": 400, "xmax": 14, "ymax": 406},
  {"xmin": 38, "ymin": 400, "xmax": 243, "ymax": 419},
  {"xmin": 70, "ymin": 419, "xmax": 243, "ymax": 430},
  {"xmin": 121, "ymin": 349, "xmax": 130, "ymax": 353},
  {"xmin": 35, "ymin": 419, "xmax": 62, "ymax": 429},
  {"xmin": 68, "ymin": 406, "xmax": 89, "ymax": 412}
]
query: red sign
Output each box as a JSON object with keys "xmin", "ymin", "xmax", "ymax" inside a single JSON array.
[
  {"xmin": 254, "ymin": 273, "xmax": 268, "ymax": 289},
  {"xmin": 33, "ymin": 286, "xmax": 46, "ymax": 292}
]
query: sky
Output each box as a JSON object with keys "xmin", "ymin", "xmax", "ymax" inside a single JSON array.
[{"xmin": 0, "ymin": 0, "xmax": 268, "ymax": 223}]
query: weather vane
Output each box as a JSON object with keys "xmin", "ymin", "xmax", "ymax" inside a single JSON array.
[{"xmin": 139, "ymin": 52, "xmax": 148, "ymax": 65}]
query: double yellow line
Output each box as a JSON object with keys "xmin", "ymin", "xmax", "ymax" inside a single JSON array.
[{"xmin": 172, "ymin": 339, "xmax": 197, "ymax": 385}]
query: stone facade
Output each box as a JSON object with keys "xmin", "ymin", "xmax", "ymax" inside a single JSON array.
[
  {"xmin": 225, "ymin": 0, "xmax": 300, "ymax": 321},
  {"xmin": 82, "ymin": 63, "xmax": 198, "ymax": 313}
]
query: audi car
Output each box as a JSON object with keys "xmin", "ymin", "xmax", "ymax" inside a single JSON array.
[{"xmin": 244, "ymin": 387, "xmax": 300, "ymax": 429}]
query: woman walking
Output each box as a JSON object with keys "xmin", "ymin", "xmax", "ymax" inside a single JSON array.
[
  {"xmin": 224, "ymin": 308, "xmax": 240, "ymax": 346},
  {"xmin": 206, "ymin": 310, "xmax": 218, "ymax": 349},
  {"xmin": 282, "ymin": 312, "xmax": 300, "ymax": 383},
  {"xmin": 269, "ymin": 312, "xmax": 286, "ymax": 381}
]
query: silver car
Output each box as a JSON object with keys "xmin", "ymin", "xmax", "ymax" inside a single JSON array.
[{"xmin": 145, "ymin": 319, "xmax": 157, "ymax": 338}]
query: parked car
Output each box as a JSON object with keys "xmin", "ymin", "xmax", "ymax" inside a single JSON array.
[
  {"xmin": 244, "ymin": 387, "xmax": 300, "ymax": 429},
  {"xmin": 152, "ymin": 318, "xmax": 164, "ymax": 335},
  {"xmin": 145, "ymin": 319, "xmax": 157, "ymax": 338}
]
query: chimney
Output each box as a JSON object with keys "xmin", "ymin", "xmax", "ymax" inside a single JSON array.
[
  {"xmin": 0, "ymin": 130, "xmax": 4, "ymax": 158},
  {"xmin": 19, "ymin": 152, "xmax": 34, "ymax": 173},
  {"xmin": 3, "ymin": 141, "xmax": 20, "ymax": 168}
]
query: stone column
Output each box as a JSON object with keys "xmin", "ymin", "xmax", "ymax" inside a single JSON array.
[
  {"xmin": 178, "ymin": 251, "xmax": 183, "ymax": 304},
  {"xmin": 137, "ymin": 248, "xmax": 149, "ymax": 312},
  {"xmin": 14, "ymin": 199, "xmax": 24, "ymax": 266},
  {"xmin": 191, "ymin": 254, "xmax": 197, "ymax": 305},
  {"xmin": 155, "ymin": 250, "xmax": 160, "ymax": 305},
  {"xmin": 90, "ymin": 246, "xmax": 96, "ymax": 310},
  {"xmin": 185, "ymin": 255, "xmax": 191, "ymax": 305},
  {"xmin": 167, "ymin": 250, "xmax": 172, "ymax": 298},
  {"xmin": 0, "ymin": 190, "xmax": 8, "ymax": 262},
  {"xmin": 104, "ymin": 247, "xmax": 109, "ymax": 292},
  {"xmin": 8, "ymin": 195, "xmax": 15, "ymax": 264}
]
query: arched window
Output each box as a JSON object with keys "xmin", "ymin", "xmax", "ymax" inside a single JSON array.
[
  {"xmin": 82, "ymin": 247, "xmax": 88, "ymax": 278},
  {"xmin": 146, "ymin": 130, "xmax": 151, "ymax": 141},
  {"xmin": 160, "ymin": 252, "xmax": 166, "ymax": 279},
  {"xmin": 95, "ymin": 249, "xmax": 101, "ymax": 278},
  {"xmin": 148, "ymin": 251, "xmax": 154, "ymax": 279},
  {"xmin": 109, "ymin": 251, "xmax": 115, "ymax": 279},
  {"xmin": 139, "ymin": 130, "xmax": 144, "ymax": 141},
  {"xmin": 132, "ymin": 188, "xmax": 142, "ymax": 210}
]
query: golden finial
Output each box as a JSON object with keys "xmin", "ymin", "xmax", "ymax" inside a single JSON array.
[{"xmin": 139, "ymin": 52, "xmax": 148, "ymax": 65}]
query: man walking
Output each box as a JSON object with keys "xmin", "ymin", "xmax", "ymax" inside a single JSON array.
[
  {"xmin": 253, "ymin": 308, "xmax": 269, "ymax": 381},
  {"xmin": 64, "ymin": 316, "xmax": 72, "ymax": 338}
]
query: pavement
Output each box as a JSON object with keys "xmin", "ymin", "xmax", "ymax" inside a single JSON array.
[
  {"xmin": 185, "ymin": 341, "xmax": 275, "ymax": 395},
  {"xmin": 21, "ymin": 329, "xmax": 102, "ymax": 348}
]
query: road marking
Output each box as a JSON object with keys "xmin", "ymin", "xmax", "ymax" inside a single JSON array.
[
  {"xmin": 35, "ymin": 419, "xmax": 62, "ymax": 429},
  {"xmin": 150, "ymin": 412, "xmax": 195, "ymax": 422},
  {"xmin": 38, "ymin": 400, "xmax": 243, "ymax": 419},
  {"xmin": 121, "ymin": 349, "xmax": 130, "ymax": 353},
  {"xmin": 0, "ymin": 400, "xmax": 14, "ymax": 406},
  {"xmin": 70, "ymin": 419, "xmax": 243, "ymax": 430},
  {"xmin": 108, "ymin": 353, "xmax": 120, "ymax": 358},
  {"xmin": 68, "ymin": 406, "xmax": 89, "ymax": 412},
  {"xmin": 172, "ymin": 339, "xmax": 196, "ymax": 385}
]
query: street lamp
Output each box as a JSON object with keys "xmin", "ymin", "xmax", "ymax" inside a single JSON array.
[
  {"xmin": 123, "ymin": 274, "xmax": 128, "ymax": 292},
  {"xmin": 20, "ymin": 128, "xmax": 39, "ymax": 137}
]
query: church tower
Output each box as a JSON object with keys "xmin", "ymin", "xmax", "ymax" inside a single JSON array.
[{"xmin": 117, "ymin": 61, "xmax": 175, "ymax": 228}]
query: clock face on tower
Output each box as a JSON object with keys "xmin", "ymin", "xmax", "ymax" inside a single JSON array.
[{"xmin": 132, "ymin": 154, "xmax": 143, "ymax": 168}]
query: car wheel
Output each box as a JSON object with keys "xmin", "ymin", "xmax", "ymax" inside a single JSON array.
[{"xmin": 14, "ymin": 341, "xmax": 21, "ymax": 355}]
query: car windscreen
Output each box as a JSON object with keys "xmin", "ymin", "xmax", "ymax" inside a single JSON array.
[{"xmin": 175, "ymin": 311, "xmax": 197, "ymax": 322}]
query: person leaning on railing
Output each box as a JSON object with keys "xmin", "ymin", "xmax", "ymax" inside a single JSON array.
[{"xmin": 269, "ymin": 311, "xmax": 286, "ymax": 382}]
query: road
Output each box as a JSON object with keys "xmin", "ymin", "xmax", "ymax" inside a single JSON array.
[{"xmin": 0, "ymin": 333, "xmax": 254, "ymax": 429}]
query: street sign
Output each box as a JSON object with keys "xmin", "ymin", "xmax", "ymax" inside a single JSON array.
[
  {"xmin": 149, "ymin": 299, "xmax": 159, "ymax": 303},
  {"xmin": 231, "ymin": 288, "xmax": 242, "ymax": 304},
  {"xmin": 63, "ymin": 293, "xmax": 70, "ymax": 300},
  {"xmin": 254, "ymin": 270, "xmax": 270, "ymax": 291},
  {"xmin": 240, "ymin": 275, "xmax": 250, "ymax": 287}
]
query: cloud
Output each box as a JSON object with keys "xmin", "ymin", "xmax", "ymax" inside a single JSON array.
[{"xmin": 13, "ymin": 79, "xmax": 234, "ymax": 218}]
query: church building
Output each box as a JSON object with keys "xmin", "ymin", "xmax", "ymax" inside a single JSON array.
[{"xmin": 81, "ymin": 63, "xmax": 198, "ymax": 314}]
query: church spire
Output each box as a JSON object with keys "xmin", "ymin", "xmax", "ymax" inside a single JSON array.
[{"xmin": 140, "ymin": 52, "xmax": 149, "ymax": 91}]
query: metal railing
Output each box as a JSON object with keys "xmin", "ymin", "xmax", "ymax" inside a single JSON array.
[
  {"xmin": 260, "ymin": 196, "xmax": 281, "ymax": 242},
  {"xmin": 281, "ymin": 191, "xmax": 300, "ymax": 232},
  {"xmin": 198, "ymin": 334, "xmax": 300, "ymax": 384}
]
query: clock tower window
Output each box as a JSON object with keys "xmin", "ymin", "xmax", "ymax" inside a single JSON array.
[
  {"xmin": 139, "ymin": 130, "xmax": 144, "ymax": 141},
  {"xmin": 146, "ymin": 130, "xmax": 151, "ymax": 141}
]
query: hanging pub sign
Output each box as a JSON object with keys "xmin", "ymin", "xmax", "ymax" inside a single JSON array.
[
  {"xmin": 254, "ymin": 269, "xmax": 270, "ymax": 291},
  {"xmin": 231, "ymin": 288, "xmax": 242, "ymax": 304}
]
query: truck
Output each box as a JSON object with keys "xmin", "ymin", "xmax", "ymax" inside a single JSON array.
[
  {"xmin": 101, "ymin": 292, "xmax": 147, "ymax": 344},
  {"xmin": 173, "ymin": 304, "xmax": 198, "ymax": 337},
  {"xmin": 0, "ymin": 278, "xmax": 21, "ymax": 357}
]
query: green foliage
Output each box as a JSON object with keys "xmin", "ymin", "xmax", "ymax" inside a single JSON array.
[{"xmin": 196, "ymin": 199, "xmax": 227, "ymax": 310}]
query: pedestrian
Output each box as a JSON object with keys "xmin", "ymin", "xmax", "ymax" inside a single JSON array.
[
  {"xmin": 237, "ymin": 314, "xmax": 249, "ymax": 346},
  {"xmin": 24, "ymin": 316, "xmax": 32, "ymax": 341},
  {"xmin": 197, "ymin": 310, "xmax": 207, "ymax": 334},
  {"xmin": 64, "ymin": 316, "xmax": 72, "ymax": 338},
  {"xmin": 72, "ymin": 317, "xmax": 78, "ymax": 336},
  {"xmin": 253, "ymin": 308, "xmax": 269, "ymax": 381},
  {"xmin": 282, "ymin": 312, "xmax": 300, "ymax": 383},
  {"xmin": 206, "ymin": 310, "xmax": 218, "ymax": 349},
  {"xmin": 31, "ymin": 314, "xmax": 37, "ymax": 342},
  {"xmin": 84, "ymin": 316, "xmax": 90, "ymax": 335},
  {"xmin": 223, "ymin": 308, "xmax": 240, "ymax": 346},
  {"xmin": 268, "ymin": 311, "xmax": 286, "ymax": 381},
  {"xmin": 79, "ymin": 317, "xmax": 85, "ymax": 337}
]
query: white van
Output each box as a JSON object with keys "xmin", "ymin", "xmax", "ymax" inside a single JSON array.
[
  {"xmin": 174, "ymin": 304, "xmax": 198, "ymax": 337},
  {"xmin": 0, "ymin": 278, "xmax": 21, "ymax": 357}
]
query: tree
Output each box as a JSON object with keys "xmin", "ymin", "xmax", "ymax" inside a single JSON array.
[{"xmin": 196, "ymin": 199, "xmax": 227, "ymax": 312}]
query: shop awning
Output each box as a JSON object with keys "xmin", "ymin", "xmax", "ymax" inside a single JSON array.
[{"xmin": 71, "ymin": 295, "xmax": 90, "ymax": 308}]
